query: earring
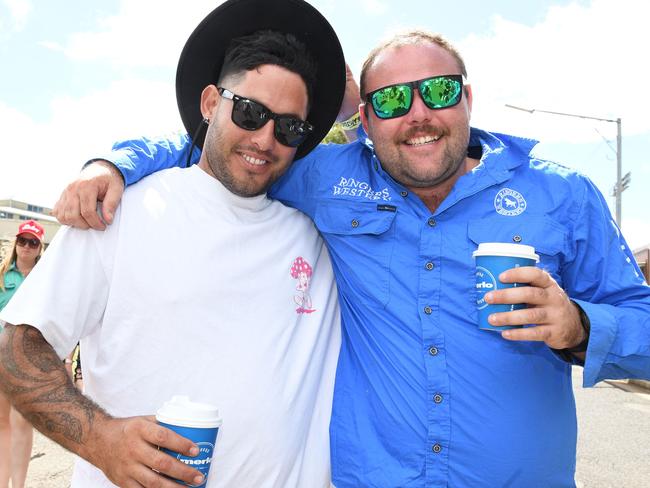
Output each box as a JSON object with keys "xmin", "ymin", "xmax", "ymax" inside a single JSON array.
[{"xmin": 202, "ymin": 117, "xmax": 210, "ymax": 125}]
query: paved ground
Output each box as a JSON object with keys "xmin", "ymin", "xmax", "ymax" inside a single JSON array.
[
  {"xmin": 23, "ymin": 429, "xmax": 73, "ymax": 488},
  {"xmin": 20, "ymin": 367, "xmax": 650, "ymax": 487},
  {"xmin": 573, "ymin": 369, "xmax": 650, "ymax": 488}
]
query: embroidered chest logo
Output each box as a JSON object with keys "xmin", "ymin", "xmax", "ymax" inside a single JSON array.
[
  {"xmin": 290, "ymin": 257, "xmax": 316, "ymax": 314},
  {"xmin": 332, "ymin": 177, "xmax": 392, "ymax": 201},
  {"xmin": 494, "ymin": 188, "xmax": 527, "ymax": 216}
]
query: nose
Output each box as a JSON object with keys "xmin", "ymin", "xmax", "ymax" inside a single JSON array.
[
  {"xmin": 250, "ymin": 119, "xmax": 276, "ymax": 152},
  {"xmin": 405, "ymin": 90, "xmax": 431, "ymax": 124}
]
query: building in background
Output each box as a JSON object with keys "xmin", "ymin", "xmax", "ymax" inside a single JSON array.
[{"xmin": 0, "ymin": 199, "xmax": 61, "ymax": 261}]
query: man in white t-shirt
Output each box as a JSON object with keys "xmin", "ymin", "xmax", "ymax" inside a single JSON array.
[{"xmin": 0, "ymin": 1, "xmax": 346, "ymax": 487}]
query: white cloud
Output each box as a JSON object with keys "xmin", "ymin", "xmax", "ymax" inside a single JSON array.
[
  {"xmin": 360, "ymin": 0, "xmax": 388, "ymax": 16},
  {"xmin": 38, "ymin": 40, "xmax": 64, "ymax": 53},
  {"xmin": 0, "ymin": 78, "xmax": 181, "ymax": 207},
  {"xmin": 57, "ymin": 0, "xmax": 222, "ymax": 68},
  {"xmin": 2, "ymin": 0, "xmax": 31, "ymax": 31},
  {"xmin": 462, "ymin": 0, "xmax": 650, "ymax": 143}
]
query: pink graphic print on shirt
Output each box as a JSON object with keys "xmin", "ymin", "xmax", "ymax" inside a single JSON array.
[{"xmin": 290, "ymin": 257, "xmax": 316, "ymax": 314}]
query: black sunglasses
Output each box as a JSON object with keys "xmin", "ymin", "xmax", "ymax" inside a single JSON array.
[
  {"xmin": 16, "ymin": 236, "xmax": 40, "ymax": 249},
  {"xmin": 366, "ymin": 74, "xmax": 464, "ymax": 119},
  {"xmin": 217, "ymin": 88, "xmax": 313, "ymax": 147}
]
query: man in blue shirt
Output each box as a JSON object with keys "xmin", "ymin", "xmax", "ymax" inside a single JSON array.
[{"xmin": 54, "ymin": 30, "xmax": 650, "ymax": 487}]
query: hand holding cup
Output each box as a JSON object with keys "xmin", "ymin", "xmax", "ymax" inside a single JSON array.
[
  {"xmin": 479, "ymin": 256, "xmax": 586, "ymax": 350},
  {"xmin": 473, "ymin": 243, "xmax": 539, "ymax": 332},
  {"xmin": 156, "ymin": 396, "xmax": 223, "ymax": 487},
  {"xmin": 88, "ymin": 415, "xmax": 205, "ymax": 488}
]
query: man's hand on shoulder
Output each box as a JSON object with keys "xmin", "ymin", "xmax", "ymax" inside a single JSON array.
[
  {"xmin": 335, "ymin": 63, "xmax": 362, "ymax": 142},
  {"xmin": 339, "ymin": 63, "xmax": 361, "ymax": 121},
  {"xmin": 53, "ymin": 159, "xmax": 125, "ymax": 230}
]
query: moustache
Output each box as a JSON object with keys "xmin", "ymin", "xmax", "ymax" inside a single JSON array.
[
  {"xmin": 236, "ymin": 145, "xmax": 279, "ymax": 164},
  {"xmin": 401, "ymin": 125, "xmax": 446, "ymax": 142}
]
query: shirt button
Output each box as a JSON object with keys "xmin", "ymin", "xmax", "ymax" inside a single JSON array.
[
  {"xmin": 400, "ymin": 190, "xmax": 408, "ymax": 197},
  {"xmin": 424, "ymin": 306, "xmax": 432, "ymax": 315},
  {"xmin": 427, "ymin": 218, "xmax": 436, "ymax": 227},
  {"xmin": 432, "ymin": 444, "xmax": 442, "ymax": 453},
  {"xmin": 351, "ymin": 219, "xmax": 359, "ymax": 228},
  {"xmin": 513, "ymin": 235, "xmax": 522, "ymax": 243},
  {"xmin": 425, "ymin": 262, "xmax": 434, "ymax": 270},
  {"xmin": 433, "ymin": 394, "xmax": 443, "ymax": 404},
  {"xmin": 428, "ymin": 346, "xmax": 438, "ymax": 356}
]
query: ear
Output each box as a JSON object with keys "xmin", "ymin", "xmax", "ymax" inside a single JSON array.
[
  {"xmin": 464, "ymin": 84, "xmax": 473, "ymax": 116},
  {"xmin": 359, "ymin": 102, "xmax": 370, "ymax": 134},
  {"xmin": 200, "ymin": 85, "xmax": 221, "ymax": 120}
]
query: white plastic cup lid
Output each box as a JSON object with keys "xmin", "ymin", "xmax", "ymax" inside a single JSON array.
[
  {"xmin": 472, "ymin": 242, "xmax": 539, "ymax": 262},
  {"xmin": 156, "ymin": 396, "xmax": 222, "ymax": 429}
]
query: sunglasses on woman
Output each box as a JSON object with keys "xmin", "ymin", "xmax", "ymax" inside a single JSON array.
[
  {"xmin": 218, "ymin": 88, "xmax": 314, "ymax": 147},
  {"xmin": 16, "ymin": 236, "xmax": 40, "ymax": 249},
  {"xmin": 366, "ymin": 74, "xmax": 465, "ymax": 120}
]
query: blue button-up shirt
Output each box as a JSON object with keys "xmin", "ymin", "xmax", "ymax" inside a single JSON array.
[{"xmin": 108, "ymin": 128, "xmax": 650, "ymax": 487}]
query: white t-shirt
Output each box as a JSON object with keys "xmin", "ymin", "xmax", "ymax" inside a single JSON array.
[{"xmin": 0, "ymin": 165, "xmax": 341, "ymax": 488}]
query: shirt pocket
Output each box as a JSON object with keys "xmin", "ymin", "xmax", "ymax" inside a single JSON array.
[
  {"xmin": 315, "ymin": 200, "xmax": 397, "ymax": 307},
  {"xmin": 467, "ymin": 215, "xmax": 568, "ymax": 286},
  {"xmin": 464, "ymin": 216, "xmax": 568, "ymax": 322}
]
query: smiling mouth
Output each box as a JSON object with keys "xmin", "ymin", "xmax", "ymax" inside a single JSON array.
[
  {"xmin": 404, "ymin": 134, "xmax": 441, "ymax": 146},
  {"xmin": 241, "ymin": 153, "xmax": 268, "ymax": 166}
]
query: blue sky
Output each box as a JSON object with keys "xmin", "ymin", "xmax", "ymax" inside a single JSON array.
[{"xmin": 1, "ymin": 0, "xmax": 648, "ymax": 248}]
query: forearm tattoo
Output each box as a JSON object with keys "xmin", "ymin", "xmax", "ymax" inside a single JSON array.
[{"xmin": 0, "ymin": 324, "xmax": 107, "ymax": 447}]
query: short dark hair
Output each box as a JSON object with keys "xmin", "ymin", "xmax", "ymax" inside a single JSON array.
[{"xmin": 218, "ymin": 30, "xmax": 317, "ymax": 108}]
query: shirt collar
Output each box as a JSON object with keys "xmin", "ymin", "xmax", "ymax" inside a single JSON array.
[
  {"xmin": 359, "ymin": 126, "xmax": 540, "ymax": 212},
  {"xmin": 359, "ymin": 126, "xmax": 539, "ymax": 173},
  {"xmin": 189, "ymin": 164, "xmax": 272, "ymax": 213},
  {"xmin": 469, "ymin": 127, "xmax": 539, "ymax": 172}
]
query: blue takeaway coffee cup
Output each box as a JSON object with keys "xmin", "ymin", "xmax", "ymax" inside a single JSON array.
[
  {"xmin": 472, "ymin": 243, "xmax": 539, "ymax": 332},
  {"xmin": 156, "ymin": 396, "xmax": 223, "ymax": 487}
]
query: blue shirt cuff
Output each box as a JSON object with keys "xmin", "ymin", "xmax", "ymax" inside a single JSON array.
[
  {"xmin": 575, "ymin": 298, "xmax": 617, "ymax": 387},
  {"xmin": 88, "ymin": 149, "xmax": 139, "ymax": 186}
]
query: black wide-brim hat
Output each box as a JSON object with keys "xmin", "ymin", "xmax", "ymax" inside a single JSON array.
[{"xmin": 176, "ymin": 0, "xmax": 346, "ymax": 160}]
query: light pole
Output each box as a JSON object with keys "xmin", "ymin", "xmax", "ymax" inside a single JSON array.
[{"xmin": 505, "ymin": 104, "xmax": 626, "ymax": 227}]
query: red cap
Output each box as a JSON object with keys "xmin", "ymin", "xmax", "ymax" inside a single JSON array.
[{"xmin": 17, "ymin": 220, "xmax": 45, "ymax": 242}]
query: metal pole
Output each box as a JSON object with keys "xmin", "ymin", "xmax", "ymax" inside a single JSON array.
[{"xmin": 616, "ymin": 118, "xmax": 622, "ymax": 226}]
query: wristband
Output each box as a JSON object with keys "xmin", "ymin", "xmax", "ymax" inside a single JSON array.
[{"xmin": 336, "ymin": 111, "xmax": 361, "ymax": 131}]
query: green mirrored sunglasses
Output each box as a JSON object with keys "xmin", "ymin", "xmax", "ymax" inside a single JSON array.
[{"xmin": 366, "ymin": 74, "xmax": 464, "ymax": 120}]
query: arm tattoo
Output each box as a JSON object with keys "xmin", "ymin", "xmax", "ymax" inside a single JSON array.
[
  {"xmin": 0, "ymin": 324, "xmax": 109, "ymax": 450},
  {"xmin": 27, "ymin": 411, "xmax": 85, "ymax": 444}
]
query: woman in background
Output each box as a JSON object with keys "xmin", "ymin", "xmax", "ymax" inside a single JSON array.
[{"xmin": 0, "ymin": 220, "xmax": 45, "ymax": 488}]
